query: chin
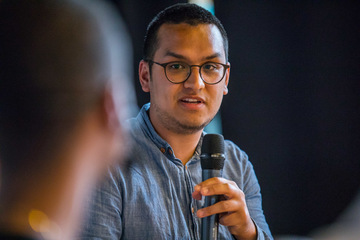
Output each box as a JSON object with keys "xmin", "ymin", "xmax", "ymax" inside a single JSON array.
[{"xmin": 176, "ymin": 120, "xmax": 210, "ymax": 134}]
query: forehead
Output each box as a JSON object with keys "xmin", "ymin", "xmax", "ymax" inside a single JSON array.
[{"xmin": 154, "ymin": 23, "xmax": 226, "ymax": 61}]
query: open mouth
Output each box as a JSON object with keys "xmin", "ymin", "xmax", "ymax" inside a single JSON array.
[{"xmin": 181, "ymin": 98, "xmax": 203, "ymax": 104}]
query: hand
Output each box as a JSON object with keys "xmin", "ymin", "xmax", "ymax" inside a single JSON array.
[{"xmin": 192, "ymin": 177, "xmax": 257, "ymax": 240}]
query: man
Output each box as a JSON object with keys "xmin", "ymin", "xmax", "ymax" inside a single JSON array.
[
  {"xmin": 81, "ymin": 3, "xmax": 272, "ymax": 240},
  {"xmin": 0, "ymin": 0, "xmax": 134, "ymax": 239}
]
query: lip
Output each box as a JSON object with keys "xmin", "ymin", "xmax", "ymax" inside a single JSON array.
[
  {"xmin": 179, "ymin": 96, "xmax": 205, "ymax": 103},
  {"xmin": 178, "ymin": 96, "xmax": 205, "ymax": 110}
]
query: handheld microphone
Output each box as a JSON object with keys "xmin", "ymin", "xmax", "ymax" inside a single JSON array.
[{"xmin": 200, "ymin": 134, "xmax": 225, "ymax": 240}]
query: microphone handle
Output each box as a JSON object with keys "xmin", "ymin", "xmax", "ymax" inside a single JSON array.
[{"xmin": 201, "ymin": 169, "xmax": 222, "ymax": 240}]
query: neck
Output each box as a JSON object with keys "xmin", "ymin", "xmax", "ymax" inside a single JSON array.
[
  {"xmin": 150, "ymin": 121, "xmax": 203, "ymax": 165},
  {"xmin": 168, "ymin": 131, "xmax": 202, "ymax": 165}
]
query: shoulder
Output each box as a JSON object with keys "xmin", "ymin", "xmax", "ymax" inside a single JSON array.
[
  {"xmin": 125, "ymin": 115, "xmax": 141, "ymax": 133},
  {"xmin": 125, "ymin": 103, "xmax": 148, "ymax": 131},
  {"xmin": 223, "ymin": 139, "xmax": 250, "ymax": 164},
  {"xmin": 222, "ymin": 139, "xmax": 259, "ymax": 188}
]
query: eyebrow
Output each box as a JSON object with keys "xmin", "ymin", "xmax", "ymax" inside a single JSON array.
[{"xmin": 164, "ymin": 50, "xmax": 222, "ymax": 62}]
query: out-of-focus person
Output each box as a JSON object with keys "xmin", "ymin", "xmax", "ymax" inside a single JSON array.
[
  {"xmin": 311, "ymin": 190, "xmax": 360, "ymax": 240},
  {"xmin": 0, "ymin": 0, "xmax": 135, "ymax": 239}
]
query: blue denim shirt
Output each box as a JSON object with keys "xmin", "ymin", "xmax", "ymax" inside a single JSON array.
[{"xmin": 81, "ymin": 103, "xmax": 273, "ymax": 240}]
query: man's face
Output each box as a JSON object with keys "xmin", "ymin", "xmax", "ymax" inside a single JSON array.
[{"xmin": 140, "ymin": 23, "xmax": 229, "ymax": 135}]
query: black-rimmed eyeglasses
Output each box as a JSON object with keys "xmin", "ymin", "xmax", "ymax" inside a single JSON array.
[{"xmin": 146, "ymin": 60, "xmax": 229, "ymax": 85}]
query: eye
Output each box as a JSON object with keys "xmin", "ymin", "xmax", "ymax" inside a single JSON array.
[
  {"xmin": 168, "ymin": 62, "xmax": 186, "ymax": 70},
  {"xmin": 202, "ymin": 63, "xmax": 218, "ymax": 70}
]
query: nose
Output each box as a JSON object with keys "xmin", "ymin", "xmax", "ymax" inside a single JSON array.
[{"xmin": 183, "ymin": 66, "xmax": 205, "ymax": 90}]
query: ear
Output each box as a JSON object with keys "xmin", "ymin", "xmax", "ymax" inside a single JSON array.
[
  {"xmin": 139, "ymin": 60, "xmax": 151, "ymax": 92},
  {"xmin": 223, "ymin": 62, "xmax": 230, "ymax": 95}
]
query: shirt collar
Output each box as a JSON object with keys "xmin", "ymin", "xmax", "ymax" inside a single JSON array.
[{"xmin": 136, "ymin": 103, "xmax": 203, "ymax": 163}]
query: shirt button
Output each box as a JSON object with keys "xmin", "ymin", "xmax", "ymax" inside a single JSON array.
[
  {"xmin": 168, "ymin": 149, "xmax": 173, "ymax": 155},
  {"xmin": 191, "ymin": 207, "xmax": 195, "ymax": 214},
  {"xmin": 160, "ymin": 147, "xmax": 166, "ymax": 153}
]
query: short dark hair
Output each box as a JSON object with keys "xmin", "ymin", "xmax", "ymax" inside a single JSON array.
[
  {"xmin": 143, "ymin": 3, "xmax": 229, "ymax": 61},
  {"xmin": 0, "ymin": 0, "xmax": 132, "ymax": 174}
]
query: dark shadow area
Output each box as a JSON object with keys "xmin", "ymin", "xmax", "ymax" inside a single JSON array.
[{"xmin": 216, "ymin": 1, "xmax": 360, "ymax": 236}]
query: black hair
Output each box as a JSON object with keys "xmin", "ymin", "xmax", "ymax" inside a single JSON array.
[{"xmin": 143, "ymin": 3, "xmax": 228, "ymax": 61}]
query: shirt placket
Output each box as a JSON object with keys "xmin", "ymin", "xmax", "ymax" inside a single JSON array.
[{"xmin": 183, "ymin": 164, "xmax": 200, "ymax": 240}]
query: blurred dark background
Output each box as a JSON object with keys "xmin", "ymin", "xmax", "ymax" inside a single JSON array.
[{"xmin": 108, "ymin": 0, "xmax": 360, "ymax": 237}]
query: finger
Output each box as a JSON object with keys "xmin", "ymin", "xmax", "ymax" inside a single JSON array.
[
  {"xmin": 192, "ymin": 190, "xmax": 202, "ymax": 200},
  {"xmin": 197, "ymin": 199, "xmax": 240, "ymax": 218},
  {"xmin": 219, "ymin": 211, "xmax": 256, "ymax": 238},
  {"xmin": 200, "ymin": 181, "xmax": 241, "ymax": 199},
  {"xmin": 218, "ymin": 202, "xmax": 252, "ymax": 227},
  {"xmin": 192, "ymin": 184, "xmax": 203, "ymax": 200},
  {"xmin": 193, "ymin": 178, "xmax": 223, "ymax": 199},
  {"xmin": 219, "ymin": 212, "xmax": 240, "ymax": 227},
  {"xmin": 196, "ymin": 177, "xmax": 227, "ymax": 188}
]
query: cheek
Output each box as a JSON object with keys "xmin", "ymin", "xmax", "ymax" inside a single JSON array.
[
  {"xmin": 210, "ymin": 87, "xmax": 225, "ymax": 102},
  {"xmin": 160, "ymin": 83, "xmax": 180, "ymax": 98},
  {"xmin": 150, "ymin": 82, "xmax": 175, "ymax": 106},
  {"xmin": 209, "ymin": 89, "xmax": 225, "ymax": 112}
]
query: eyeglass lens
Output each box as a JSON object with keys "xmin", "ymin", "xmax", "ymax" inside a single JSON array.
[{"xmin": 165, "ymin": 62, "xmax": 225, "ymax": 84}]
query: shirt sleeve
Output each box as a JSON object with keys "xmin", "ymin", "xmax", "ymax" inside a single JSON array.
[
  {"xmin": 79, "ymin": 168, "xmax": 123, "ymax": 240},
  {"xmin": 242, "ymin": 153, "xmax": 273, "ymax": 240}
]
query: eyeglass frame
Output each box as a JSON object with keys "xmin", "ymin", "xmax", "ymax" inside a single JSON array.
[{"xmin": 145, "ymin": 59, "xmax": 230, "ymax": 85}]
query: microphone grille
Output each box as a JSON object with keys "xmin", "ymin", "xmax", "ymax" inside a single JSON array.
[
  {"xmin": 201, "ymin": 134, "xmax": 224, "ymax": 155},
  {"xmin": 201, "ymin": 134, "xmax": 225, "ymax": 170}
]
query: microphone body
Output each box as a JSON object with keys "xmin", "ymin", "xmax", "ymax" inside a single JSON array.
[
  {"xmin": 201, "ymin": 169, "xmax": 222, "ymax": 240},
  {"xmin": 200, "ymin": 134, "xmax": 225, "ymax": 240}
]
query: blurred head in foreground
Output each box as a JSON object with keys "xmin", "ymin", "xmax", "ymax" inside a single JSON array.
[{"xmin": 0, "ymin": 0, "xmax": 134, "ymax": 239}]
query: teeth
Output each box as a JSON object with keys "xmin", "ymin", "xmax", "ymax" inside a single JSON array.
[{"xmin": 182, "ymin": 98, "xmax": 200, "ymax": 103}]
